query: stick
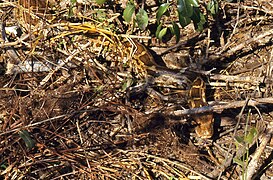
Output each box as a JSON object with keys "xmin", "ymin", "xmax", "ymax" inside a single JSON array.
[{"xmin": 168, "ymin": 97, "xmax": 273, "ymax": 116}]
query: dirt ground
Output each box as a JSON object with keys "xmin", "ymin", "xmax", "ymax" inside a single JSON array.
[{"xmin": 1, "ymin": 0, "xmax": 273, "ymax": 179}]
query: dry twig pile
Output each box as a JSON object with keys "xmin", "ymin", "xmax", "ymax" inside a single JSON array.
[{"xmin": 1, "ymin": 0, "xmax": 273, "ymax": 179}]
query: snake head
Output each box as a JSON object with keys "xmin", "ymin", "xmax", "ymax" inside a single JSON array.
[{"xmin": 194, "ymin": 113, "xmax": 214, "ymax": 139}]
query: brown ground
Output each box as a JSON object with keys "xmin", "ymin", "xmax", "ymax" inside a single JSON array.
[{"xmin": 1, "ymin": 0, "xmax": 273, "ymax": 179}]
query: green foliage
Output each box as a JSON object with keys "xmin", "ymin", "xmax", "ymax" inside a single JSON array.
[
  {"xmin": 233, "ymin": 157, "xmax": 245, "ymax": 167},
  {"xmin": 158, "ymin": 27, "xmax": 168, "ymax": 40},
  {"xmin": 244, "ymin": 127, "xmax": 258, "ymax": 144},
  {"xmin": 233, "ymin": 126, "xmax": 258, "ymax": 179},
  {"xmin": 169, "ymin": 176, "xmax": 178, "ymax": 180},
  {"xmin": 122, "ymin": 78, "xmax": 133, "ymax": 91},
  {"xmin": 191, "ymin": 7, "xmax": 206, "ymax": 31},
  {"xmin": 156, "ymin": 22, "xmax": 171, "ymax": 41},
  {"xmin": 156, "ymin": 23, "xmax": 163, "ymax": 38},
  {"xmin": 123, "ymin": 3, "xmax": 149, "ymax": 31},
  {"xmin": 234, "ymin": 135, "xmax": 244, "ymax": 144},
  {"xmin": 70, "ymin": 0, "xmax": 76, "ymax": 4},
  {"xmin": 156, "ymin": 3, "xmax": 170, "ymax": 23},
  {"xmin": 121, "ymin": 0, "xmax": 220, "ymax": 41},
  {"xmin": 18, "ymin": 130, "xmax": 36, "ymax": 149},
  {"xmin": 0, "ymin": 163, "xmax": 7, "ymax": 169},
  {"xmin": 156, "ymin": 3, "xmax": 181, "ymax": 41},
  {"xmin": 136, "ymin": 8, "xmax": 149, "ymax": 31},
  {"xmin": 178, "ymin": 14, "xmax": 191, "ymax": 27},
  {"xmin": 177, "ymin": 0, "xmax": 194, "ymax": 17},
  {"xmin": 170, "ymin": 22, "xmax": 180, "ymax": 43},
  {"xmin": 123, "ymin": 3, "xmax": 135, "ymax": 23},
  {"xmin": 96, "ymin": 0, "xmax": 107, "ymax": 5},
  {"xmin": 235, "ymin": 127, "xmax": 258, "ymax": 147},
  {"xmin": 68, "ymin": 0, "xmax": 77, "ymax": 17},
  {"xmin": 207, "ymin": 0, "xmax": 219, "ymax": 15},
  {"xmin": 188, "ymin": 0, "xmax": 199, "ymax": 7},
  {"xmin": 177, "ymin": 0, "xmax": 206, "ymax": 31}
]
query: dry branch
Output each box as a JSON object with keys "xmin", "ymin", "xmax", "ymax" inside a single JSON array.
[{"xmin": 168, "ymin": 97, "xmax": 273, "ymax": 117}]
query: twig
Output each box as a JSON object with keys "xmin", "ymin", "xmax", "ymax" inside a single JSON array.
[
  {"xmin": 0, "ymin": 114, "xmax": 69, "ymax": 136},
  {"xmin": 210, "ymin": 74, "xmax": 267, "ymax": 84},
  {"xmin": 120, "ymin": 150, "xmax": 212, "ymax": 180},
  {"xmin": 168, "ymin": 97, "xmax": 273, "ymax": 116},
  {"xmin": 1, "ymin": 21, "xmax": 21, "ymax": 73},
  {"xmin": 212, "ymin": 98, "xmax": 273, "ymax": 113},
  {"xmin": 218, "ymin": 2, "xmax": 241, "ymax": 55},
  {"xmin": 40, "ymin": 41, "xmax": 91, "ymax": 86},
  {"xmin": 225, "ymin": 29, "xmax": 273, "ymax": 55},
  {"xmin": 0, "ymin": 33, "xmax": 30, "ymax": 48}
]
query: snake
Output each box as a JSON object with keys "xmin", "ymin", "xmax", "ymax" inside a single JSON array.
[
  {"xmin": 188, "ymin": 77, "xmax": 214, "ymax": 138},
  {"xmin": 2, "ymin": 4, "xmax": 214, "ymax": 138},
  {"xmin": 133, "ymin": 40, "xmax": 214, "ymax": 138}
]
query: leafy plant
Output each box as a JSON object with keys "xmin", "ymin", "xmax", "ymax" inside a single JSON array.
[
  {"xmin": 136, "ymin": 8, "xmax": 149, "ymax": 31},
  {"xmin": 191, "ymin": 7, "xmax": 206, "ymax": 31},
  {"xmin": 123, "ymin": 2, "xmax": 148, "ymax": 31},
  {"xmin": 123, "ymin": 2, "xmax": 135, "ymax": 23},
  {"xmin": 155, "ymin": 3, "xmax": 181, "ymax": 42},
  {"xmin": 207, "ymin": 0, "xmax": 219, "ymax": 15},
  {"xmin": 18, "ymin": 130, "xmax": 36, "ymax": 149},
  {"xmin": 177, "ymin": 0, "xmax": 206, "ymax": 31},
  {"xmin": 233, "ymin": 126, "xmax": 258, "ymax": 180},
  {"xmin": 68, "ymin": 0, "xmax": 77, "ymax": 17},
  {"xmin": 122, "ymin": 0, "xmax": 219, "ymax": 41},
  {"xmin": 155, "ymin": 0, "xmax": 206, "ymax": 41},
  {"xmin": 156, "ymin": 3, "xmax": 170, "ymax": 23}
]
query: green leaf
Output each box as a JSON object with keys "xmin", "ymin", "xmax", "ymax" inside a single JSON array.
[
  {"xmin": 68, "ymin": 0, "xmax": 76, "ymax": 17},
  {"xmin": 94, "ymin": 85, "xmax": 104, "ymax": 93},
  {"xmin": 68, "ymin": 8, "xmax": 73, "ymax": 17},
  {"xmin": 1, "ymin": 163, "xmax": 7, "ymax": 169},
  {"xmin": 136, "ymin": 8, "xmax": 149, "ymax": 30},
  {"xmin": 95, "ymin": 9, "xmax": 107, "ymax": 22},
  {"xmin": 157, "ymin": 27, "xmax": 168, "ymax": 40},
  {"xmin": 178, "ymin": 14, "xmax": 191, "ymax": 27},
  {"xmin": 188, "ymin": 0, "xmax": 199, "ymax": 7},
  {"xmin": 207, "ymin": 0, "xmax": 219, "ymax": 15},
  {"xmin": 96, "ymin": 0, "xmax": 107, "ymax": 5},
  {"xmin": 233, "ymin": 157, "xmax": 245, "ymax": 167},
  {"xmin": 196, "ymin": 14, "xmax": 206, "ymax": 31},
  {"xmin": 235, "ymin": 135, "xmax": 244, "ymax": 144},
  {"xmin": 169, "ymin": 176, "xmax": 177, "ymax": 180},
  {"xmin": 122, "ymin": 78, "xmax": 133, "ymax": 91},
  {"xmin": 156, "ymin": 23, "xmax": 163, "ymax": 38},
  {"xmin": 244, "ymin": 127, "xmax": 257, "ymax": 144},
  {"xmin": 123, "ymin": 4, "xmax": 135, "ymax": 23},
  {"xmin": 191, "ymin": 7, "xmax": 201, "ymax": 23},
  {"xmin": 191, "ymin": 7, "xmax": 206, "ymax": 31},
  {"xmin": 177, "ymin": 0, "xmax": 193, "ymax": 17},
  {"xmin": 156, "ymin": 3, "xmax": 170, "ymax": 23},
  {"xmin": 171, "ymin": 22, "xmax": 180, "ymax": 43},
  {"xmin": 19, "ymin": 130, "xmax": 36, "ymax": 149}
]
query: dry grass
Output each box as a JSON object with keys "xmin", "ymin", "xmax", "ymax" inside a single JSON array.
[{"xmin": 1, "ymin": 0, "xmax": 273, "ymax": 179}]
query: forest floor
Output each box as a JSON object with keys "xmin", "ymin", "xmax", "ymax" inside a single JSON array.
[{"xmin": 1, "ymin": 0, "xmax": 273, "ymax": 179}]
